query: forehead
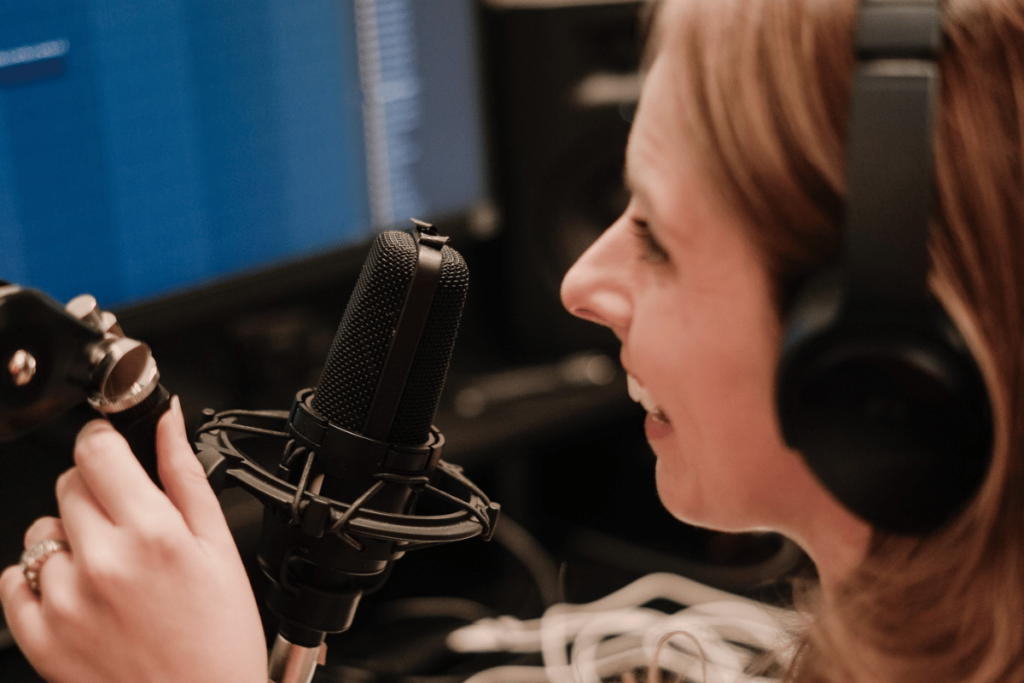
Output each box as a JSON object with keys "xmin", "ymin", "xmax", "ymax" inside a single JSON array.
[
  {"xmin": 624, "ymin": 44, "xmax": 755, "ymax": 255},
  {"xmin": 624, "ymin": 53, "xmax": 689, "ymax": 208}
]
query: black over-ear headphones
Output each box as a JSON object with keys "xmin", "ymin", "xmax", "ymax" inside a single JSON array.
[{"xmin": 776, "ymin": 0, "xmax": 993, "ymax": 535}]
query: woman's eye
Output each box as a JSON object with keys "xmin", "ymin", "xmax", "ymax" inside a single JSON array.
[{"xmin": 631, "ymin": 219, "xmax": 669, "ymax": 264}]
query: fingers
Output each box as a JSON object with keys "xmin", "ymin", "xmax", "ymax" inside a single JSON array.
[
  {"xmin": 0, "ymin": 562, "xmax": 47, "ymax": 646},
  {"xmin": 72, "ymin": 420, "xmax": 164, "ymax": 525},
  {"xmin": 0, "ymin": 521, "xmax": 75, "ymax": 658},
  {"xmin": 24, "ymin": 517, "xmax": 67, "ymax": 549},
  {"xmin": 157, "ymin": 397, "xmax": 232, "ymax": 545},
  {"xmin": 55, "ymin": 468, "xmax": 114, "ymax": 556},
  {"xmin": 71, "ymin": 401, "xmax": 227, "ymax": 546},
  {"xmin": 0, "ymin": 562, "xmax": 32, "ymax": 606},
  {"xmin": 5, "ymin": 518, "xmax": 69, "ymax": 607}
]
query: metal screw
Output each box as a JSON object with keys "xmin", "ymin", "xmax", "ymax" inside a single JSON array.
[{"xmin": 8, "ymin": 349, "xmax": 37, "ymax": 387}]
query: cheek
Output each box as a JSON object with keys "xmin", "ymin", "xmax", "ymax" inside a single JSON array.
[
  {"xmin": 638, "ymin": 301, "xmax": 794, "ymax": 529},
  {"xmin": 646, "ymin": 301, "xmax": 780, "ymax": 438}
]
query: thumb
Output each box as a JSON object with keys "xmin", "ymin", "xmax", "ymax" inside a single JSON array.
[{"xmin": 157, "ymin": 396, "xmax": 233, "ymax": 545}]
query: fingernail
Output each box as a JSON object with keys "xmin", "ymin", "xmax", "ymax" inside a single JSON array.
[
  {"xmin": 55, "ymin": 467, "xmax": 72, "ymax": 492},
  {"xmin": 76, "ymin": 419, "xmax": 110, "ymax": 443},
  {"xmin": 170, "ymin": 395, "xmax": 187, "ymax": 436}
]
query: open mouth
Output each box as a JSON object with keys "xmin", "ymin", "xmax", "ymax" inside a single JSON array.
[{"xmin": 627, "ymin": 374, "xmax": 670, "ymax": 424}]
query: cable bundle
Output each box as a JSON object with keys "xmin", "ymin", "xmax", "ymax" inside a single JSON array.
[{"xmin": 448, "ymin": 572, "xmax": 797, "ymax": 683}]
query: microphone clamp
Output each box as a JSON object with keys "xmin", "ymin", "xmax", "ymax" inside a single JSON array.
[
  {"xmin": 194, "ymin": 396, "xmax": 499, "ymax": 549},
  {"xmin": 288, "ymin": 388, "xmax": 443, "ymax": 477}
]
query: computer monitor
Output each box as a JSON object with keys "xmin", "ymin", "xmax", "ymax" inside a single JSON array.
[
  {"xmin": 0, "ymin": 1, "xmax": 492, "ymax": 652},
  {"xmin": 0, "ymin": 0, "xmax": 491, "ymax": 322}
]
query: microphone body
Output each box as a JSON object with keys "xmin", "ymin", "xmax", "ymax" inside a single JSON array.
[
  {"xmin": 311, "ymin": 229, "xmax": 466, "ymax": 508},
  {"xmin": 257, "ymin": 227, "xmax": 469, "ymax": 638},
  {"xmin": 311, "ymin": 230, "xmax": 467, "ymax": 446}
]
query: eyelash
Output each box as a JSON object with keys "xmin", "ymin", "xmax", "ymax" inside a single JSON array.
[{"xmin": 631, "ymin": 218, "xmax": 669, "ymax": 264}]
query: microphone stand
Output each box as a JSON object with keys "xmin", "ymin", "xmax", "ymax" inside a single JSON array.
[{"xmin": 268, "ymin": 636, "xmax": 326, "ymax": 683}]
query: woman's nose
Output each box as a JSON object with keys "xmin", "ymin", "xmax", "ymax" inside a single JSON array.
[{"xmin": 560, "ymin": 220, "xmax": 633, "ymax": 336}]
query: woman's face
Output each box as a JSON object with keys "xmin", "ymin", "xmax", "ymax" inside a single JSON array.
[{"xmin": 560, "ymin": 49, "xmax": 836, "ymax": 535}]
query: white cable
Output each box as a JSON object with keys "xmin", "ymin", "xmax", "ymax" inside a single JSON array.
[
  {"xmin": 448, "ymin": 572, "xmax": 796, "ymax": 683},
  {"xmin": 564, "ymin": 608, "xmax": 665, "ymax": 683}
]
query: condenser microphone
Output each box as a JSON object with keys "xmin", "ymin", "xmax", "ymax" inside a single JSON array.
[
  {"xmin": 192, "ymin": 222, "xmax": 494, "ymax": 682},
  {"xmin": 250, "ymin": 222, "xmax": 474, "ymax": 645}
]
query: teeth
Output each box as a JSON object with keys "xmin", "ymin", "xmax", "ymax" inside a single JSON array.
[{"xmin": 627, "ymin": 374, "xmax": 668, "ymax": 422}]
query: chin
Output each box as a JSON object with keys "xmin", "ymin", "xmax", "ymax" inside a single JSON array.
[
  {"xmin": 653, "ymin": 458, "xmax": 761, "ymax": 534},
  {"xmin": 654, "ymin": 457, "xmax": 711, "ymax": 528}
]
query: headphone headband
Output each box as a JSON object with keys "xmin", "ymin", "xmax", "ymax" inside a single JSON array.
[
  {"xmin": 844, "ymin": 0, "xmax": 941, "ymax": 310},
  {"xmin": 856, "ymin": 0, "xmax": 942, "ymax": 60}
]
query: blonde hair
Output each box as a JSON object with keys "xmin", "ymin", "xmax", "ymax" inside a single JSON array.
[{"xmin": 650, "ymin": 0, "xmax": 1024, "ymax": 681}]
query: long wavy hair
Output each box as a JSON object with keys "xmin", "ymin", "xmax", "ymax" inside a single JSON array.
[{"xmin": 649, "ymin": 0, "xmax": 1024, "ymax": 680}]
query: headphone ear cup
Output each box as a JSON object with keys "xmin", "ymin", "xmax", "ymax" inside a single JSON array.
[{"xmin": 777, "ymin": 273, "xmax": 993, "ymax": 534}]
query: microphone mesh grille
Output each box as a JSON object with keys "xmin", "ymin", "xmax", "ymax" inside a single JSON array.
[{"xmin": 311, "ymin": 231, "xmax": 469, "ymax": 445}]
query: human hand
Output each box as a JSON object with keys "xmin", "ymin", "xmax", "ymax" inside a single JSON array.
[{"xmin": 0, "ymin": 397, "xmax": 268, "ymax": 683}]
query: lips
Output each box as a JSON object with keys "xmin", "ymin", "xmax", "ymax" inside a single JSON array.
[{"xmin": 627, "ymin": 374, "xmax": 669, "ymax": 424}]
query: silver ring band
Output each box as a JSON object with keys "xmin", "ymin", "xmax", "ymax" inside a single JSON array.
[{"xmin": 19, "ymin": 539, "xmax": 70, "ymax": 597}]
